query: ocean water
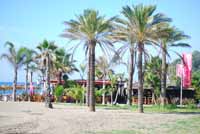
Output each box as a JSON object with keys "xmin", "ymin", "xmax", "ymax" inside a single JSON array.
[
  {"xmin": 0, "ymin": 82, "xmax": 42, "ymax": 95},
  {"xmin": 0, "ymin": 82, "xmax": 36, "ymax": 86},
  {"xmin": 0, "ymin": 89, "xmax": 42, "ymax": 95}
]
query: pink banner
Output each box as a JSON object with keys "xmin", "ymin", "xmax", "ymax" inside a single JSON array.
[{"xmin": 182, "ymin": 53, "xmax": 192, "ymax": 88}]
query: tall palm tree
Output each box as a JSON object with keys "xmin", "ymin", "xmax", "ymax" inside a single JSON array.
[
  {"xmin": 28, "ymin": 64, "xmax": 38, "ymax": 84},
  {"xmin": 61, "ymin": 9, "xmax": 115, "ymax": 112},
  {"xmin": 23, "ymin": 48, "xmax": 37, "ymax": 94},
  {"xmin": 0, "ymin": 42, "xmax": 27, "ymax": 101},
  {"xmin": 160, "ymin": 27, "xmax": 190, "ymax": 106},
  {"xmin": 36, "ymin": 40, "xmax": 58, "ymax": 108},
  {"xmin": 121, "ymin": 5, "xmax": 171, "ymax": 113},
  {"xmin": 113, "ymin": 7, "xmax": 138, "ymax": 106}
]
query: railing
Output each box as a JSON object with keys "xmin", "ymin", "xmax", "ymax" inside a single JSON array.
[{"xmin": 132, "ymin": 97, "xmax": 152, "ymax": 105}]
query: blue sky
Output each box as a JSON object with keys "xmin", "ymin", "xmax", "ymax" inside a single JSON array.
[{"xmin": 0, "ymin": 0, "xmax": 199, "ymax": 82}]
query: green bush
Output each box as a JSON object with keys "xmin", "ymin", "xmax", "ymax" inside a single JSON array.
[
  {"xmin": 63, "ymin": 80, "xmax": 77, "ymax": 88},
  {"xmin": 187, "ymin": 100, "xmax": 196, "ymax": 109},
  {"xmin": 151, "ymin": 104, "xmax": 177, "ymax": 110},
  {"xmin": 65, "ymin": 85, "xmax": 85, "ymax": 104},
  {"xmin": 95, "ymin": 88, "xmax": 103, "ymax": 98},
  {"xmin": 164, "ymin": 104, "xmax": 177, "ymax": 109},
  {"xmin": 187, "ymin": 103, "xmax": 197, "ymax": 109},
  {"xmin": 54, "ymin": 85, "xmax": 64, "ymax": 102},
  {"xmin": 182, "ymin": 99, "xmax": 197, "ymax": 109}
]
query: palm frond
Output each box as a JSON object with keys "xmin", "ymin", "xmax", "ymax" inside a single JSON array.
[
  {"xmin": 0, "ymin": 54, "xmax": 15, "ymax": 66},
  {"xmin": 4, "ymin": 41, "xmax": 16, "ymax": 59},
  {"xmin": 169, "ymin": 43, "xmax": 191, "ymax": 48}
]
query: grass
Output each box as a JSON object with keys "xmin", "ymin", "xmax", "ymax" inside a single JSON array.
[
  {"xmin": 154, "ymin": 116, "xmax": 200, "ymax": 134},
  {"xmin": 54, "ymin": 102, "xmax": 200, "ymax": 134},
  {"xmin": 142, "ymin": 104, "xmax": 200, "ymax": 113},
  {"xmin": 55, "ymin": 102, "xmax": 200, "ymax": 113},
  {"xmin": 94, "ymin": 130, "xmax": 136, "ymax": 134},
  {"xmin": 168, "ymin": 116, "xmax": 200, "ymax": 134},
  {"xmin": 96, "ymin": 103, "xmax": 200, "ymax": 113},
  {"xmin": 91, "ymin": 116, "xmax": 200, "ymax": 134}
]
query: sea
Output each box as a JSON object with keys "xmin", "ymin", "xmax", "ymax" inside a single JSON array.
[{"xmin": 0, "ymin": 82, "xmax": 43, "ymax": 95}]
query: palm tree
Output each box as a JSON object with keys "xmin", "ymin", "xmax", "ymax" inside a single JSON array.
[
  {"xmin": 23, "ymin": 48, "xmax": 36, "ymax": 95},
  {"xmin": 36, "ymin": 40, "xmax": 58, "ymax": 108},
  {"xmin": 0, "ymin": 42, "xmax": 27, "ymax": 101},
  {"xmin": 113, "ymin": 7, "xmax": 138, "ymax": 106},
  {"xmin": 61, "ymin": 9, "xmax": 115, "ymax": 112},
  {"xmin": 144, "ymin": 56, "xmax": 162, "ymax": 104},
  {"xmin": 79, "ymin": 63, "xmax": 86, "ymax": 80},
  {"xmin": 108, "ymin": 72, "xmax": 118, "ymax": 105},
  {"xmin": 28, "ymin": 64, "xmax": 38, "ymax": 84},
  {"xmin": 96, "ymin": 56, "xmax": 115, "ymax": 105},
  {"xmin": 121, "ymin": 5, "xmax": 171, "ymax": 113},
  {"xmin": 160, "ymin": 27, "xmax": 190, "ymax": 106},
  {"xmin": 54, "ymin": 48, "xmax": 78, "ymax": 85},
  {"xmin": 78, "ymin": 63, "xmax": 87, "ymax": 104}
]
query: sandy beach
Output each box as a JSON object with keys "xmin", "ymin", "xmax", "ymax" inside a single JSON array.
[{"xmin": 0, "ymin": 102, "xmax": 199, "ymax": 134}]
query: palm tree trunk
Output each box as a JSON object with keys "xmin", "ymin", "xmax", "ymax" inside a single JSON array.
[
  {"xmin": 86, "ymin": 48, "xmax": 91, "ymax": 107},
  {"xmin": 89, "ymin": 41, "xmax": 96, "ymax": 112},
  {"xmin": 110, "ymin": 91, "xmax": 113, "ymax": 105},
  {"xmin": 102, "ymin": 77, "xmax": 106, "ymax": 105},
  {"xmin": 25, "ymin": 64, "xmax": 29, "ymax": 95},
  {"xmin": 30, "ymin": 71, "xmax": 33, "ymax": 83},
  {"xmin": 127, "ymin": 49, "xmax": 134, "ymax": 106},
  {"xmin": 46, "ymin": 54, "xmax": 53, "ymax": 108},
  {"xmin": 161, "ymin": 44, "xmax": 167, "ymax": 106},
  {"xmin": 137, "ymin": 43, "xmax": 144, "ymax": 113},
  {"xmin": 28, "ymin": 71, "xmax": 33, "ymax": 101},
  {"xmin": 12, "ymin": 66, "xmax": 17, "ymax": 101}
]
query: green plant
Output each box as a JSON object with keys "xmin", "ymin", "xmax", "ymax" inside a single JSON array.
[
  {"xmin": 63, "ymin": 80, "xmax": 77, "ymax": 88},
  {"xmin": 192, "ymin": 71, "xmax": 200, "ymax": 101},
  {"xmin": 164, "ymin": 104, "xmax": 177, "ymax": 109},
  {"xmin": 95, "ymin": 88, "xmax": 103, "ymax": 98},
  {"xmin": 65, "ymin": 85, "xmax": 85, "ymax": 104},
  {"xmin": 54, "ymin": 85, "xmax": 64, "ymax": 102},
  {"xmin": 182, "ymin": 99, "xmax": 197, "ymax": 109},
  {"xmin": 144, "ymin": 56, "xmax": 162, "ymax": 104}
]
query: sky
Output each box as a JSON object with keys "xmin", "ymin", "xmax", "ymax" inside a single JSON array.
[{"xmin": 0, "ymin": 0, "xmax": 199, "ymax": 82}]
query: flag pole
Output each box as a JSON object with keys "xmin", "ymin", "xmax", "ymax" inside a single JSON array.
[{"xmin": 180, "ymin": 68, "xmax": 183, "ymax": 106}]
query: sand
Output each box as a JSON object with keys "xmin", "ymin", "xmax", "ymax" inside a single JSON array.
[{"xmin": 0, "ymin": 102, "xmax": 198, "ymax": 134}]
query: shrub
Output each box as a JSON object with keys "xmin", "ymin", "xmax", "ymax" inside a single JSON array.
[
  {"xmin": 65, "ymin": 85, "xmax": 85, "ymax": 104},
  {"xmin": 54, "ymin": 85, "xmax": 64, "ymax": 102},
  {"xmin": 165, "ymin": 104, "xmax": 177, "ymax": 109},
  {"xmin": 63, "ymin": 80, "xmax": 77, "ymax": 88},
  {"xmin": 183, "ymin": 99, "xmax": 197, "ymax": 109},
  {"xmin": 95, "ymin": 88, "xmax": 103, "ymax": 98}
]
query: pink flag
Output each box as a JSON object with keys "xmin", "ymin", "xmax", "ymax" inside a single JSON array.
[
  {"xmin": 182, "ymin": 53, "xmax": 192, "ymax": 88},
  {"xmin": 29, "ymin": 82, "xmax": 34, "ymax": 95}
]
